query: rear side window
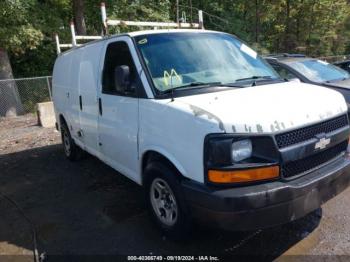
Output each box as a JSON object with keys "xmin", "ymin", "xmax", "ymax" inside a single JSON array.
[{"xmin": 102, "ymin": 41, "xmax": 139, "ymax": 95}]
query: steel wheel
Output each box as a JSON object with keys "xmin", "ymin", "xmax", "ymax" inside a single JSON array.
[{"xmin": 150, "ymin": 178, "xmax": 178, "ymax": 226}]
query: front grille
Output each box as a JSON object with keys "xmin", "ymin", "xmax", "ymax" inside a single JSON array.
[
  {"xmin": 275, "ymin": 115, "xmax": 348, "ymax": 148},
  {"xmin": 282, "ymin": 141, "xmax": 348, "ymax": 178}
]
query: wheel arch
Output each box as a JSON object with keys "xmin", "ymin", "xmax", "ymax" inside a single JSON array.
[
  {"xmin": 141, "ymin": 149, "xmax": 187, "ymax": 185},
  {"xmin": 58, "ymin": 114, "xmax": 67, "ymax": 131}
]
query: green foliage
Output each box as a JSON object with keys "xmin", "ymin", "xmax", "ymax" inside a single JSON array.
[
  {"xmin": 2, "ymin": 0, "xmax": 350, "ymax": 77},
  {"xmin": 190, "ymin": 0, "xmax": 350, "ymax": 56},
  {"xmin": 84, "ymin": 0, "xmax": 172, "ymax": 35},
  {"xmin": 0, "ymin": 0, "xmax": 71, "ymax": 77},
  {"xmin": 0, "ymin": 0, "xmax": 43, "ymax": 55}
]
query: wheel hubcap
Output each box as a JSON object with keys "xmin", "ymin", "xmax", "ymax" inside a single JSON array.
[
  {"xmin": 63, "ymin": 130, "xmax": 71, "ymax": 156},
  {"xmin": 150, "ymin": 178, "xmax": 178, "ymax": 226}
]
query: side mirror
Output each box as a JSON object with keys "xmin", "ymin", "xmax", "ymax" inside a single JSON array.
[{"xmin": 114, "ymin": 65, "xmax": 134, "ymax": 93}]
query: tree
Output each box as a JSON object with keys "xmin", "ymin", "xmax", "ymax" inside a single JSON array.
[
  {"xmin": 0, "ymin": 0, "xmax": 43, "ymax": 116},
  {"xmin": 72, "ymin": 0, "xmax": 86, "ymax": 35},
  {"xmin": 255, "ymin": 0, "xmax": 260, "ymax": 44},
  {"xmin": 0, "ymin": 48, "xmax": 23, "ymax": 116}
]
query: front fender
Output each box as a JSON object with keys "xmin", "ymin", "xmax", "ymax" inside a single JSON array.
[{"xmin": 140, "ymin": 146, "xmax": 188, "ymax": 179}]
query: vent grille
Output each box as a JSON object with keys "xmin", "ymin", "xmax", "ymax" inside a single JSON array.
[
  {"xmin": 282, "ymin": 141, "xmax": 348, "ymax": 178},
  {"xmin": 275, "ymin": 115, "xmax": 348, "ymax": 148}
]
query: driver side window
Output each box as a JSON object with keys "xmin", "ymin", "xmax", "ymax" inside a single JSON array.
[{"xmin": 102, "ymin": 41, "xmax": 140, "ymax": 96}]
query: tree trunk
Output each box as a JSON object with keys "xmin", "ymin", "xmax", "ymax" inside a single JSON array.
[
  {"xmin": 72, "ymin": 0, "xmax": 86, "ymax": 35},
  {"xmin": 285, "ymin": 0, "xmax": 291, "ymax": 52},
  {"xmin": 0, "ymin": 48, "xmax": 23, "ymax": 117},
  {"xmin": 296, "ymin": 0, "xmax": 304, "ymax": 44},
  {"xmin": 307, "ymin": 1, "xmax": 317, "ymax": 52},
  {"xmin": 255, "ymin": 0, "xmax": 260, "ymax": 43}
]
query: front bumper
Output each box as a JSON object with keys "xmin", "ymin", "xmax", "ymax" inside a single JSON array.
[{"xmin": 182, "ymin": 154, "xmax": 350, "ymax": 231}]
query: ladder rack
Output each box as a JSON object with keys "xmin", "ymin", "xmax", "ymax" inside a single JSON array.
[
  {"xmin": 55, "ymin": 2, "xmax": 204, "ymax": 54},
  {"xmin": 101, "ymin": 2, "xmax": 204, "ymax": 31},
  {"xmin": 55, "ymin": 22, "xmax": 103, "ymax": 54}
]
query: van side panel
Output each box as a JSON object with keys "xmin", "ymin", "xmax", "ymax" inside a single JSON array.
[
  {"xmin": 78, "ymin": 42, "xmax": 104, "ymax": 155},
  {"xmin": 69, "ymin": 48, "xmax": 84, "ymax": 140},
  {"xmin": 53, "ymin": 48, "xmax": 83, "ymax": 142},
  {"xmin": 52, "ymin": 52, "xmax": 74, "ymax": 129},
  {"xmin": 53, "ymin": 42, "xmax": 104, "ymax": 157}
]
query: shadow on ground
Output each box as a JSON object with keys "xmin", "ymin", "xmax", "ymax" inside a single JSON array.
[{"xmin": 0, "ymin": 144, "xmax": 322, "ymax": 259}]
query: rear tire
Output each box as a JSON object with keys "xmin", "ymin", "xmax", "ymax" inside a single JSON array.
[
  {"xmin": 144, "ymin": 161, "xmax": 192, "ymax": 240},
  {"xmin": 60, "ymin": 123, "xmax": 83, "ymax": 161}
]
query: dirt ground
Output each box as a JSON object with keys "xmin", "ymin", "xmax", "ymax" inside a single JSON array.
[{"xmin": 0, "ymin": 114, "xmax": 350, "ymax": 261}]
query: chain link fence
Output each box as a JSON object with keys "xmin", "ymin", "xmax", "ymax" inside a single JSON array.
[{"xmin": 0, "ymin": 76, "xmax": 52, "ymax": 117}]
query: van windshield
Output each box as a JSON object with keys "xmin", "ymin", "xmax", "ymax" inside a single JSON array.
[{"xmin": 134, "ymin": 32, "xmax": 279, "ymax": 93}]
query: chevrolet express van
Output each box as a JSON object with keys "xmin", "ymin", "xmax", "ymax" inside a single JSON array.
[{"xmin": 52, "ymin": 29, "xmax": 350, "ymax": 237}]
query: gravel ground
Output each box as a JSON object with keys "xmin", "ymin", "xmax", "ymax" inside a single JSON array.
[{"xmin": 0, "ymin": 114, "xmax": 349, "ymax": 261}]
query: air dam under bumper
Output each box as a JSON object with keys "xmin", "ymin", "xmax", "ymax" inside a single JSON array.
[{"xmin": 182, "ymin": 155, "xmax": 350, "ymax": 231}]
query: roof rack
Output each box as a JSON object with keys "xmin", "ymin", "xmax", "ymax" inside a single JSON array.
[{"xmin": 55, "ymin": 2, "xmax": 204, "ymax": 54}]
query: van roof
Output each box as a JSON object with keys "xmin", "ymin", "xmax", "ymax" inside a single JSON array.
[
  {"xmin": 126, "ymin": 28, "xmax": 219, "ymax": 37},
  {"xmin": 58, "ymin": 29, "xmax": 224, "ymax": 55}
]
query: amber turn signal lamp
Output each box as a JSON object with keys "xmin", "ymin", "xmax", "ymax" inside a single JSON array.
[{"xmin": 208, "ymin": 166, "xmax": 280, "ymax": 184}]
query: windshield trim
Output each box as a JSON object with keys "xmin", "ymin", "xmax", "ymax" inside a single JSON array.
[{"xmin": 131, "ymin": 36, "xmax": 158, "ymax": 98}]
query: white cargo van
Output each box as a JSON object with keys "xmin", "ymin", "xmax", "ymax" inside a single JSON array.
[{"xmin": 53, "ymin": 29, "xmax": 350, "ymax": 237}]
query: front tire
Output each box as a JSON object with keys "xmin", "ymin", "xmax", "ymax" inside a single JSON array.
[{"xmin": 144, "ymin": 161, "xmax": 191, "ymax": 239}]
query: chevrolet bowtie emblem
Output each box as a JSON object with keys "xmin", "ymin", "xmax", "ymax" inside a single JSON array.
[{"xmin": 315, "ymin": 137, "xmax": 331, "ymax": 150}]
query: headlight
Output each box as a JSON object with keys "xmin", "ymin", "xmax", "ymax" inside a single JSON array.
[
  {"xmin": 204, "ymin": 135, "xmax": 280, "ymax": 185},
  {"xmin": 231, "ymin": 139, "xmax": 252, "ymax": 162}
]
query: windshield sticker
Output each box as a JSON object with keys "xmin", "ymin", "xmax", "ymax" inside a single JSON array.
[
  {"xmin": 240, "ymin": 44, "xmax": 257, "ymax": 59},
  {"xmin": 138, "ymin": 38, "xmax": 148, "ymax": 45},
  {"xmin": 317, "ymin": 60, "xmax": 329, "ymax": 65}
]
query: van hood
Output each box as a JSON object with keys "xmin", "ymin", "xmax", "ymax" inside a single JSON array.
[{"xmin": 175, "ymin": 82, "xmax": 347, "ymax": 134}]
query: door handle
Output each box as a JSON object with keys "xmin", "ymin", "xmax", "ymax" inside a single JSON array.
[
  {"xmin": 98, "ymin": 98, "xmax": 103, "ymax": 115},
  {"xmin": 79, "ymin": 95, "xmax": 83, "ymax": 110}
]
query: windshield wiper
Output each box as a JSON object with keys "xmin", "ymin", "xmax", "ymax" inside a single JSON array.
[
  {"xmin": 222, "ymin": 83, "xmax": 249, "ymax": 88},
  {"xmin": 235, "ymin": 75, "xmax": 274, "ymax": 82},
  {"xmin": 234, "ymin": 75, "xmax": 282, "ymax": 86},
  {"xmin": 161, "ymin": 81, "xmax": 246, "ymax": 102},
  {"xmin": 161, "ymin": 81, "xmax": 222, "ymax": 94}
]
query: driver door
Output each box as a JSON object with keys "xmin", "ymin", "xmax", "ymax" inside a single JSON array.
[{"xmin": 97, "ymin": 38, "xmax": 140, "ymax": 183}]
